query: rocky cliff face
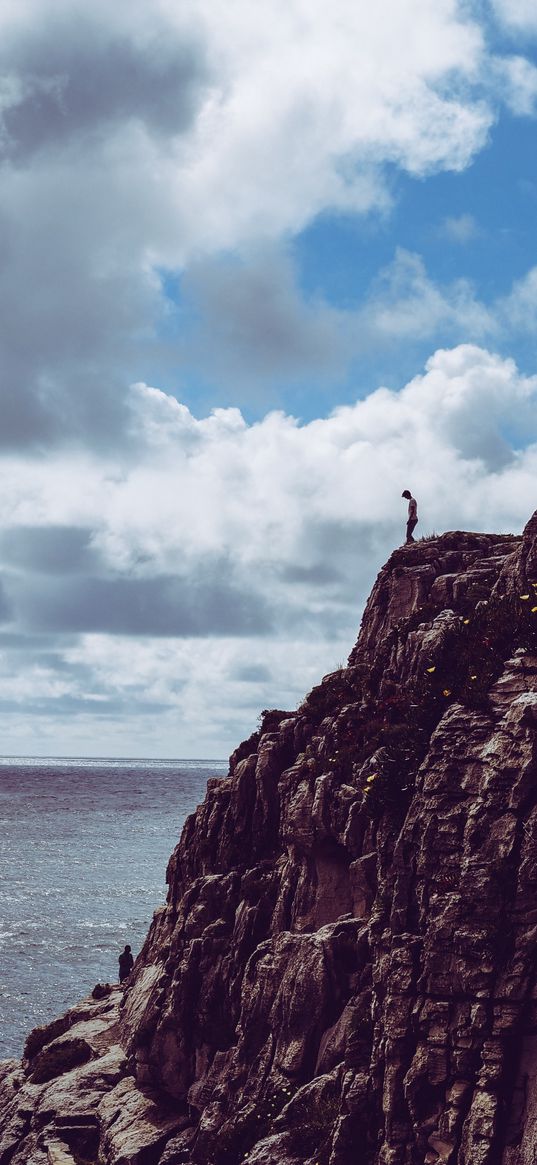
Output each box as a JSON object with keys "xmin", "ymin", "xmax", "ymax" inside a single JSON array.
[{"xmin": 3, "ymin": 517, "xmax": 537, "ymax": 1165}]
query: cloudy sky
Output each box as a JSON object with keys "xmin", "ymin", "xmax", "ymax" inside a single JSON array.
[{"xmin": 0, "ymin": 0, "xmax": 536, "ymax": 757}]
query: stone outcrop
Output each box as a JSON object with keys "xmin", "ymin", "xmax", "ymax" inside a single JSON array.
[{"xmin": 3, "ymin": 517, "xmax": 537, "ymax": 1164}]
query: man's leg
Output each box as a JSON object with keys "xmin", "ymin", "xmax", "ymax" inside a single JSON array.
[{"xmin": 406, "ymin": 518, "xmax": 418, "ymax": 543}]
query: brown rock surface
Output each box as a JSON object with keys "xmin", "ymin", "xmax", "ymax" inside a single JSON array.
[{"xmin": 4, "ymin": 518, "xmax": 537, "ymax": 1163}]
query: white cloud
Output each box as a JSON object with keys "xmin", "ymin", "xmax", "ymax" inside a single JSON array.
[
  {"xmin": 1, "ymin": 344, "xmax": 535, "ymax": 558},
  {"xmin": 495, "ymin": 55, "xmax": 537, "ymax": 115},
  {"xmin": 0, "ymin": 345, "xmax": 535, "ymax": 754},
  {"xmin": 0, "ymin": 3, "xmax": 535, "ymax": 753},
  {"xmin": 161, "ymin": 0, "xmax": 492, "ymax": 254},
  {"xmin": 438, "ymin": 212, "xmax": 480, "ymax": 242},
  {"xmin": 499, "ymin": 265, "xmax": 537, "ymax": 330},
  {"xmin": 492, "ymin": 0, "xmax": 537, "ymax": 36},
  {"xmin": 169, "ymin": 246, "xmax": 501, "ymax": 398},
  {"xmin": 180, "ymin": 250, "xmax": 346, "ymax": 393},
  {"xmin": 354, "ymin": 248, "xmax": 493, "ymax": 345},
  {"xmin": 0, "ymin": 0, "xmax": 507, "ymax": 269},
  {"xmin": 0, "ymin": 0, "xmax": 532, "ymax": 451},
  {"xmin": 343, "ymin": 250, "xmax": 537, "ymax": 354}
]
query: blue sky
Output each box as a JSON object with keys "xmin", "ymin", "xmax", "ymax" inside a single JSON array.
[
  {"xmin": 153, "ymin": 87, "xmax": 537, "ymax": 422},
  {"xmin": 0, "ymin": 0, "xmax": 536, "ymax": 756},
  {"xmin": 298, "ymin": 119, "xmax": 536, "ymax": 309}
]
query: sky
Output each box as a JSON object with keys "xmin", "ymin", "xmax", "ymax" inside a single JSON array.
[{"xmin": 0, "ymin": 0, "xmax": 536, "ymax": 757}]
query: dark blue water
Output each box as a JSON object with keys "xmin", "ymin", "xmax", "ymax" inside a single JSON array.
[{"xmin": 0, "ymin": 757, "xmax": 227, "ymax": 1059}]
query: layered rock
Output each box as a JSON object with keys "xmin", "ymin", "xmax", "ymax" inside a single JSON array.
[{"xmin": 3, "ymin": 518, "xmax": 537, "ymax": 1164}]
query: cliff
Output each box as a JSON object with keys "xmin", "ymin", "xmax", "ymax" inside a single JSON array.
[{"xmin": 3, "ymin": 515, "xmax": 537, "ymax": 1165}]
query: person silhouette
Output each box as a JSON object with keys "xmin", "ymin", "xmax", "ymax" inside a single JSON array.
[
  {"xmin": 118, "ymin": 944, "xmax": 134, "ymax": 983},
  {"xmin": 402, "ymin": 490, "xmax": 418, "ymax": 543}
]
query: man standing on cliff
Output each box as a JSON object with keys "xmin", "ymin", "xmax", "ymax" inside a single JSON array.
[
  {"xmin": 118, "ymin": 944, "xmax": 134, "ymax": 983},
  {"xmin": 402, "ymin": 490, "xmax": 418, "ymax": 543}
]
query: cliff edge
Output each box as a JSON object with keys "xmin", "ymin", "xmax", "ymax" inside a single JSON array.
[{"xmin": 3, "ymin": 515, "xmax": 537, "ymax": 1165}]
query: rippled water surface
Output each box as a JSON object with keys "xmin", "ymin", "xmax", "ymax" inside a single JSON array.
[{"xmin": 0, "ymin": 756, "xmax": 226, "ymax": 1058}]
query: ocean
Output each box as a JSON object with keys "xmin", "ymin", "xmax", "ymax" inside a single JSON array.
[{"xmin": 0, "ymin": 756, "xmax": 227, "ymax": 1060}]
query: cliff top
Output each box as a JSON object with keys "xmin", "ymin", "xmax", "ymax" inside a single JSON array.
[{"xmin": 2, "ymin": 513, "xmax": 537, "ymax": 1165}]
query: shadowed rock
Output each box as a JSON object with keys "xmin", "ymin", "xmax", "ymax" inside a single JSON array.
[{"xmin": 3, "ymin": 517, "xmax": 537, "ymax": 1163}]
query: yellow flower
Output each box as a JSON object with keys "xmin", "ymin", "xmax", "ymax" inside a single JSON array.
[
  {"xmin": 532, "ymin": 607, "xmax": 537, "ymax": 614},
  {"xmin": 463, "ymin": 618, "xmax": 470, "ymax": 625},
  {"xmin": 426, "ymin": 666, "xmax": 436, "ymax": 673},
  {"xmin": 443, "ymin": 689, "xmax": 451, "ymax": 697},
  {"xmin": 520, "ymin": 594, "xmax": 530, "ymax": 600},
  {"xmin": 366, "ymin": 773, "xmax": 378, "ymax": 784},
  {"xmin": 470, "ymin": 675, "xmax": 477, "ymax": 681}
]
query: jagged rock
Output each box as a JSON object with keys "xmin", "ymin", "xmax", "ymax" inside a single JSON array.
[
  {"xmin": 98, "ymin": 1077, "xmax": 189, "ymax": 1164},
  {"xmin": 0, "ymin": 989, "xmax": 126, "ymax": 1164},
  {"xmin": 46, "ymin": 1142, "xmax": 76, "ymax": 1165},
  {"xmin": 4, "ymin": 516, "xmax": 537, "ymax": 1163}
]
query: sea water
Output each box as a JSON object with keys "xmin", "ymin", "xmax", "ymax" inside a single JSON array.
[{"xmin": 0, "ymin": 756, "xmax": 227, "ymax": 1059}]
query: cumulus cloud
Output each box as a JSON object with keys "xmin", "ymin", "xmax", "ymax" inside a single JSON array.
[
  {"xmin": 0, "ymin": 10, "xmax": 207, "ymax": 161},
  {"xmin": 0, "ymin": 0, "xmax": 529, "ymax": 448},
  {"xmin": 165, "ymin": 0, "xmax": 491, "ymax": 250},
  {"xmin": 159, "ymin": 246, "xmax": 505, "ymax": 406},
  {"xmin": 180, "ymin": 250, "xmax": 345, "ymax": 393},
  {"xmin": 361, "ymin": 252, "xmax": 537, "ymax": 356},
  {"xmin": 173, "ymin": 245, "xmax": 537, "ymax": 404},
  {"xmin": 494, "ymin": 55, "xmax": 537, "ymax": 115},
  {"xmin": 0, "ymin": 345, "xmax": 535, "ymax": 753},
  {"xmin": 0, "ymin": 2, "xmax": 537, "ymax": 752},
  {"xmin": 499, "ymin": 266, "xmax": 537, "ymax": 331},
  {"xmin": 492, "ymin": 0, "xmax": 537, "ymax": 36},
  {"xmin": 0, "ymin": 0, "xmax": 495, "ymax": 259},
  {"xmin": 354, "ymin": 248, "xmax": 493, "ymax": 345}
]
